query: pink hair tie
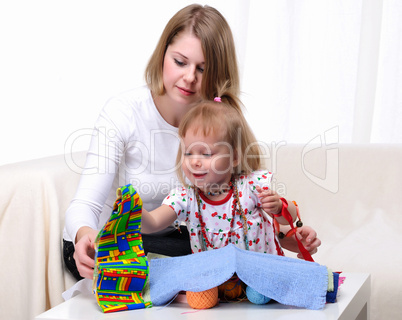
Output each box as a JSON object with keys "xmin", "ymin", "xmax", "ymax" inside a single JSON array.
[{"xmin": 214, "ymin": 97, "xmax": 222, "ymax": 102}]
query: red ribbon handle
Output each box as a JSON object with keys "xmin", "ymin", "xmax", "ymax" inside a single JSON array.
[{"xmin": 279, "ymin": 198, "xmax": 314, "ymax": 262}]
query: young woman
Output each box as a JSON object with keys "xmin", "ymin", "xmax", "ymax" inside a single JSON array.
[{"xmin": 63, "ymin": 4, "xmax": 320, "ymax": 280}]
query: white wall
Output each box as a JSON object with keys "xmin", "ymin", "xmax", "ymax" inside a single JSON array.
[{"xmin": 0, "ymin": 0, "xmax": 248, "ymax": 166}]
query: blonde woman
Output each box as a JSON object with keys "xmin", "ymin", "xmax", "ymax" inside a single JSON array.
[{"xmin": 63, "ymin": 4, "xmax": 320, "ymax": 280}]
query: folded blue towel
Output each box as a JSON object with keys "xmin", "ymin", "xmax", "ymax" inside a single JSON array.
[{"xmin": 149, "ymin": 244, "xmax": 328, "ymax": 310}]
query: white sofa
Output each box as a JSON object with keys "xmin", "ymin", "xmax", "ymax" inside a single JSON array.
[{"xmin": 0, "ymin": 144, "xmax": 401, "ymax": 320}]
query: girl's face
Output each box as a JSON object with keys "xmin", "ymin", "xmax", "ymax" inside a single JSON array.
[
  {"xmin": 162, "ymin": 32, "xmax": 205, "ymax": 107},
  {"xmin": 181, "ymin": 127, "xmax": 238, "ymax": 192}
]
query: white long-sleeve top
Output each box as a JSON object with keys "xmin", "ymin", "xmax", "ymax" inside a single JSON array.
[{"xmin": 63, "ymin": 86, "xmax": 180, "ymax": 243}]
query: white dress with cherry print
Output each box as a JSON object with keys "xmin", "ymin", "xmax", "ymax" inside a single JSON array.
[{"xmin": 162, "ymin": 170, "xmax": 284, "ymax": 255}]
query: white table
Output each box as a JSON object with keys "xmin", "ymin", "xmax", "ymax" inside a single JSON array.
[{"xmin": 35, "ymin": 272, "xmax": 370, "ymax": 320}]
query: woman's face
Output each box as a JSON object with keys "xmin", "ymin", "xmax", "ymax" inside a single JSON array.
[{"xmin": 162, "ymin": 32, "xmax": 205, "ymax": 107}]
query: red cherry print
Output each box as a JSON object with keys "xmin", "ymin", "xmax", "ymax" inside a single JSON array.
[{"xmin": 211, "ymin": 212, "xmax": 218, "ymax": 217}]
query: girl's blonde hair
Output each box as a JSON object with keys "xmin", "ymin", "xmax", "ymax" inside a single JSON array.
[
  {"xmin": 145, "ymin": 4, "xmax": 239, "ymax": 100},
  {"xmin": 176, "ymin": 88, "xmax": 262, "ymax": 185}
]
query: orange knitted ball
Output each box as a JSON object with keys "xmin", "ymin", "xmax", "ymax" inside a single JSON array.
[
  {"xmin": 186, "ymin": 287, "xmax": 219, "ymax": 309},
  {"xmin": 218, "ymin": 277, "xmax": 244, "ymax": 300}
]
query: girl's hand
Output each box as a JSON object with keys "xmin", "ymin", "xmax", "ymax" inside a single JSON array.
[
  {"xmin": 73, "ymin": 227, "xmax": 99, "ymax": 279},
  {"xmin": 255, "ymin": 185, "xmax": 282, "ymax": 215}
]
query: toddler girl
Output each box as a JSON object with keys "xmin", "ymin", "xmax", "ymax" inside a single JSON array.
[{"xmin": 141, "ymin": 89, "xmax": 297, "ymax": 254}]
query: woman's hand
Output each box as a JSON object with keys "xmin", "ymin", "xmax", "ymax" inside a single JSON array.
[
  {"xmin": 73, "ymin": 227, "xmax": 99, "ymax": 279},
  {"xmin": 279, "ymin": 225, "xmax": 321, "ymax": 259}
]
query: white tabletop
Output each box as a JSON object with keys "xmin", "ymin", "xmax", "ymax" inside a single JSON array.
[{"xmin": 35, "ymin": 272, "xmax": 370, "ymax": 320}]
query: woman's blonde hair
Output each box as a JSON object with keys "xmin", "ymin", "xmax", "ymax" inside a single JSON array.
[
  {"xmin": 176, "ymin": 87, "xmax": 262, "ymax": 185},
  {"xmin": 145, "ymin": 4, "xmax": 239, "ymax": 100}
]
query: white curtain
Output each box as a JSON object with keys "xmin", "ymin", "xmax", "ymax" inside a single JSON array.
[
  {"xmin": 0, "ymin": 0, "xmax": 401, "ymax": 166},
  {"xmin": 240, "ymin": 0, "xmax": 402, "ymax": 144},
  {"xmin": 371, "ymin": 0, "xmax": 402, "ymax": 143}
]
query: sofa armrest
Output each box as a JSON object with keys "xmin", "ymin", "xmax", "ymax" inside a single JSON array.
[{"xmin": 0, "ymin": 152, "xmax": 86, "ymax": 320}]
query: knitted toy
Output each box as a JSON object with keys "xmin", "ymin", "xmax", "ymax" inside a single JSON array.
[
  {"xmin": 218, "ymin": 275, "xmax": 244, "ymax": 301},
  {"xmin": 186, "ymin": 287, "xmax": 219, "ymax": 309},
  {"xmin": 185, "ymin": 276, "xmax": 244, "ymax": 309},
  {"xmin": 246, "ymin": 286, "xmax": 271, "ymax": 304},
  {"xmin": 93, "ymin": 184, "xmax": 152, "ymax": 313}
]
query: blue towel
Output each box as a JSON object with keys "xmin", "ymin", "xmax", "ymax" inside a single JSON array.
[{"xmin": 149, "ymin": 244, "xmax": 329, "ymax": 310}]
